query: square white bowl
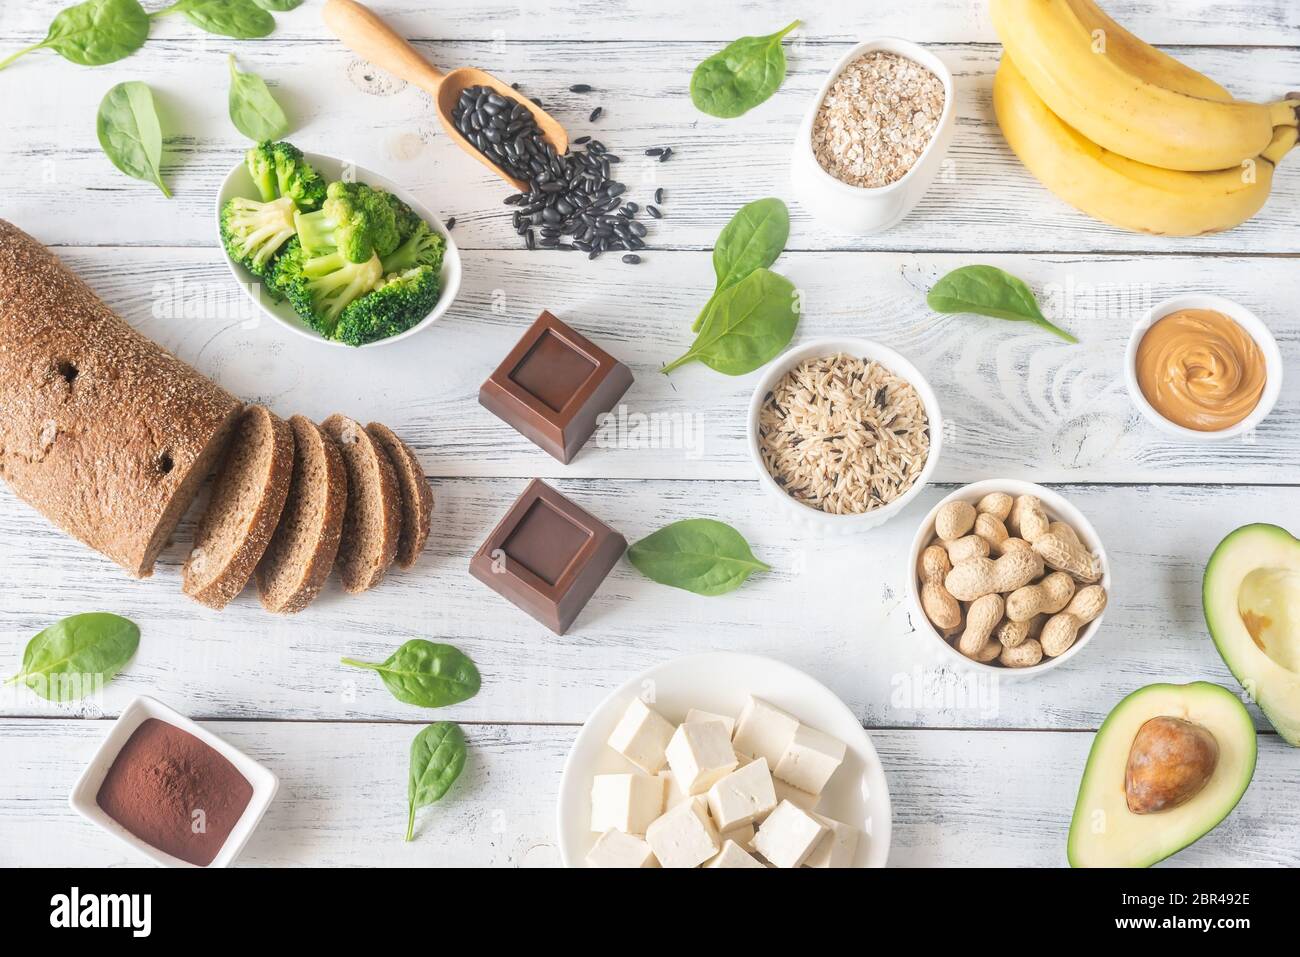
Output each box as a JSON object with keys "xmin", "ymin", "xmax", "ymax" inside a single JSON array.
[
  {"xmin": 217, "ymin": 151, "xmax": 462, "ymax": 349},
  {"xmin": 69, "ymin": 696, "xmax": 278, "ymax": 868},
  {"xmin": 747, "ymin": 337, "xmax": 943, "ymax": 535},
  {"xmin": 790, "ymin": 38, "xmax": 956, "ymax": 235},
  {"xmin": 906, "ymin": 480, "xmax": 1112, "ymax": 678},
  {"xmin": 1124, "ymin": 293, "xmax": 1283, "ymax": 442}
]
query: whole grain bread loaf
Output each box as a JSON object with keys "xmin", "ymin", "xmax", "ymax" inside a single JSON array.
[
  {"xmin": 183, "ymin": 405, "xmax": 294, "ymax": 609},
  {"xmin": 367, "ymin": 422, "xmax": 433, "ymax": 570},
  {"xmin": 256, "ymin": 415, "xmax": 348, "ymax": 614},
  {"xmin": 0, "ymin": 219, "xmax": 243, "ymax": 577},
  {"xmin": 322, "ymin": 413, "xmax": 401, "ymax": 593}
]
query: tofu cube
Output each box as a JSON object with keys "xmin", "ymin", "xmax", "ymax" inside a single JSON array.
[
  {"xmin": 803, "ymin": 813, "xmax": 861, "ymax": 868},
  {"xmin": 586, "ymin": 829, "xmax": 660, "ymax": 868},
  {"xmin": 706, "ymin": 756, "xmax": 777, "ymax": 830},
  {"xmin": 590, "ymin": 773, "xmax": 664, "ymax": 835},
  {"xmin": 720, "ymin": 821, "xmax": 756, "ymax": 850},
  {"xmin": 685, "ymin": 708, "xmax": 736, "ymax": 739},
  {"xmin": 665, "ymin": 720, "xmax": 738, "ymax": 795},
  {"xmin": 703, "ymin": 840, "xmax": 766, "ymax": 868},
  {"xmin": 658, "ymin": 769, "xmax": 690, "ymax": 811},
  {"xmin": 732, "ymin": 696, "xmax": 799, "ymax": 766},
  {"xmin": 606, "ymin": 698, "xmax": 676, "ymax": 774},
  {"xmin": 774, "ymin": 724, "xmax": 846, "ymax": 796},
  {"xmin": 756, "ymin": 778, "xmax": 819, "ymax": 821},
  {"xmin": 753, "ymin": 800, "xmax": 827, "ymax": 868},
  {"xmin": 646, "ymin": 796, "xmax": 720, "ymax": 868}
]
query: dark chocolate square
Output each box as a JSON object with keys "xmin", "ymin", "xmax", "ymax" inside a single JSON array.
[
  {"xmin": 469, "ymin": 479, "xmax": 626, "ymax": 635},
  {"xmin": 479, "ymin": 311, "xmax": 634, "ymax": 463}
]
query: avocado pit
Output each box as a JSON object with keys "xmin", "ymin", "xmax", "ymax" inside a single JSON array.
[{"xmin": 1124, "ymin": 716, "xmax": 1219, "ymax": 814}]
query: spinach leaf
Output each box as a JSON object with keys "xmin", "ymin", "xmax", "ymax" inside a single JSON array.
[
  {"xmin": 628, "ymin": 519, "xmax": 770, "ymax": 596},
  {"xmin": 252, "ymin": 0, "xmax": 302, "ymax": 10},
  {"xmin": 927, "ymin": 265, "xmax": 1077, "ymax": 343},
  {"xmin": 663, "ymin": 267, "xmax": 799, "ymax": 375},
  {"xmin": 4, "ymin": 613, "xmax": 140, "ymax": 702},
  {"xmin": 690, "ymin": 20, "xmax": 800, "ymax": 119},
  {"xmin": 0, "ymin": 0, "xmax": 149, "ymax": 71},
  {"xmin": 228, "ymin": 54, "xmax": 289, "ymax": 141},
  {"xmin": 341, "ymin": 640, "xmax": 480, "ymax": 709},
  {"xmin": 154, "ymin": 0, "xmax": 275, "ymax": 39},
  {"xmin": 407, "ymin": 722, "xmax": 467, "ymax": 841},
  {"xmin": 96, "ymin": 81, "xmax": 171, "ymax": 198},
  {"xmin": 692, "ymin": 197, "xmax": 789, "ymax": 332}
]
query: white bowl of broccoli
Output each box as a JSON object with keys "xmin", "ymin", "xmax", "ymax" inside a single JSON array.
[{"xmin": 216, "ymin": 142, "xmax": 462, "ymax": 348}]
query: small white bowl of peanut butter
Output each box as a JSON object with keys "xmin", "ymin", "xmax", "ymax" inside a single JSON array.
[{"xmin": 1125, "ymin": 294, "xmax": 1283, "ymax": 441}]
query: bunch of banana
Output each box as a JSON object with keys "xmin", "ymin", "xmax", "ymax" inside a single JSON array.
[{"xmin": 990, "ymin": 0, "xmax": 1299, "ymax": 235}]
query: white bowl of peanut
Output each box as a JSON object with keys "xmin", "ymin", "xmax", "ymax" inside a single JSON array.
[{"xmin": 905, "ymin": 480, "xmax": 1111, "ymax": 678}]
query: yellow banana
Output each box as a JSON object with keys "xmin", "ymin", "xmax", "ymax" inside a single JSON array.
[
  {"xmin": 990, "ymin": 0, "xmax": 1299, "ymax": 171},
  {"xmin": 993, "ymin": 57, "xmax": 1296, "ymax": 236},
  {"xmin": 1064, "ymin": 0, "xmax": 1230, "ymax": 101}
]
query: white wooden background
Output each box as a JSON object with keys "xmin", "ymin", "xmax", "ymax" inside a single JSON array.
[{"xmin": 1, "ymin": 0, "xmax": 1298, "ymax": 867}]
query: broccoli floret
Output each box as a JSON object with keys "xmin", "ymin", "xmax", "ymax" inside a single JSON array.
[
  {"xmin": 245, "ymin": 141, "xmax": 326, "ymax": 211},
  {"xmin": 281, "ymin": 249, "xmax": 384, "ymax": 335},
  {"xmin": 380, "ymin": 221, "xmax": 446, "ymax": 274},
  {"xmin": 264, "ymin": 236, "xmax": 305, "ymax": 302},
  {"xmin": 220, "ymin": 196, "xmax": 297, "ymax": 278},
  {"xmin": 294, "ymin": 180, "xmax": 399, "ymax": 264},
  {"xmin": 334, "ymin": 265, "xmax": 441, "ymax": 347},
  {"xmin": 384, "ymin": 191, "xmax": 424, "ymax": 242}
]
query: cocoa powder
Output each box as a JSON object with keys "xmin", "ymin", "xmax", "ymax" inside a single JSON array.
[{"xmin": 96, "ymin": 718, "xmax": 253, "ymax": 867}]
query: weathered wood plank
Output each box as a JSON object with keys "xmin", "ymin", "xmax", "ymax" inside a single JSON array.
[
  {"xmin": 16, "ymin": 246, "xmax": 1300, "ymax": 484},
  {"xmin": 1, "ymin": 720, "xmax": 1294, "ymax": 867},
  {"xmin": 1, "ymin": 479, "xmax": 1291, "ymax": 731},
  {"xmin": 1, "ymin": 42, "xmax": 1298, "ymax": 253},
  {"xmin": 3, "ymin": 1, "xmax": 1297, "ymax": 45}
]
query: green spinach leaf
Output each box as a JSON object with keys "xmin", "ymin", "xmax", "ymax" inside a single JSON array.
[
  {"xmin": 407, "ymin": 722, "xmax": 467, "ymax": 841},
  {"xmin": 927, "ymin": 265, "xmax": 1077, "ymax": 343},
  {"xmin": 628, "ymin": 519, "xmax": 770, "ymax": 596},
  {"xmin": 154, "ymin": 0, "xmax": 275, "ymax": 39},
  {"xmin": 690, "ymin": 20, "xmax": 800, "ymax": 119},
  {"xmin": 252, "ymin": 0, "xmax": 302, "ymax": 10},
  {"xmin": 0, "ymin": 0, "xmax": 149, "ymax": 71},
  {"xmin": 4, "ymin": 613, "xmax": 140, "ymax": 702},
  {"xmin": 227, "ymin": 54, "xmax": 289, "ymax": 141},
  {"xmin": 663, "ymin": 267, "xmax": 799, "ymax": 375},
  {"xmin": 96, "ymin": 81, "xmax": 171, "ymax": 198},
  {"xmin": 342, "ymin": 640, "xmax": 480, "ymax": 709},
  {"xmin": 692, "ymin": 197, "xmax": 789, "ymax": 332}
]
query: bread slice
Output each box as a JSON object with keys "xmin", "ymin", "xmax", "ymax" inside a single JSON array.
[
  {"xmin": 0, "ymin": 219, "xmax": 244, "ymax": 578},
  {"xmin": 366, "ymin": 422, "xmax": 433, "ymax": 570},
  {"xmin": 255, "ymin": 416, "xmax": 348, "ymax": 614},
  {"xmin": 183, "ymin": 406, "xmax": 294, "ymax": 609},
  {"xmin": 322, "ymin": 413, "xmax": 401, "ymax": 593}
]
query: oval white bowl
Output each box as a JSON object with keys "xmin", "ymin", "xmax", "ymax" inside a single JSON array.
[
  {"xmin": 790, "ymin": 38, "xmax": 956, "ymax": 235},
  {"xmin": 216, "ymin": 151, "xmax": 462, "ymax": 349},
  {"xmin": 557, "ymin": 652, "xmax": 892, "ymax": 868},
  {"xmin": 747, "ymin": 337, "xmax": 943, "ymax": 536},
  {"xmin": 1124, "ymin": 293, "xmax": 1283, "ymax": 442},
  {"xmin": 906, "ymin": 480, "xmax": 1112, "ymax": 679}
]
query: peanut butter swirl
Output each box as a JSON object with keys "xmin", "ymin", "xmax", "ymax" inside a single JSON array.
[{"xmin": 1136, "ymin": 309, "xmax": 1265, "ymax": 432}]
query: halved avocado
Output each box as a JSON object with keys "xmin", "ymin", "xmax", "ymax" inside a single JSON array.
[
  {"xmin": 1067, "ymin": 683, "xmax": 1256, "ymax": 868},
  {"xmin": 1204, "ymin": 524, "xmax": 1300, "ymax": 745}
]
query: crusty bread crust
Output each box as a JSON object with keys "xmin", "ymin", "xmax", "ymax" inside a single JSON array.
[
  {"xmin": 366, "ymin": 422, "xmax": 433, "ymax": 570},
  {"xmin": 256, "ymin": 415, "xmax": 348, "ymax": 614},
  {"xmin": 322, "ymin": 413, "xmax": 401, "ymax": 593},
  {"xmin": 0, "ymin": 219, "xmax": 243, "ymax": 578},
  {"xmin": 183, "ymin": 406, "xmax": 294, "ymax": 609}
]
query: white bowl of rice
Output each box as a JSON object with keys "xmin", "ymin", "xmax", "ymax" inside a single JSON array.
[{"xmin": 746, "ymin": 338, "xmax": 942, "ymax": 535}]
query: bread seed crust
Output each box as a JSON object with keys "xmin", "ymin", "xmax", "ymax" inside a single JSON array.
[{"xmin": 323, "ymin": 413, "xmax": 401, "ymax": 593}]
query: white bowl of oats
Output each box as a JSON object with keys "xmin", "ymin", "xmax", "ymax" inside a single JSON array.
[
  {"xmin": 747, "ymin": 338, "xmax": 942, "ymax": 535},
  {"xmin": 791, "ymin": 38, "xmax": 955, "ymax": 235}
]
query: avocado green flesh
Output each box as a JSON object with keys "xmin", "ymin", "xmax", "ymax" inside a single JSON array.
[
  {"xmin": 1203, "ymin": 523, "xmax": 1300, "ymax": 745},
  {"xmin": 1068, "ymin": 683, "xmax": 1256, "ymax": 868}
]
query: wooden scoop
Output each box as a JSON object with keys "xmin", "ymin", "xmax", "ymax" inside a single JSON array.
[{"xmin": 322, "ymin": 0, "xmax": 568, "ymax": 193}]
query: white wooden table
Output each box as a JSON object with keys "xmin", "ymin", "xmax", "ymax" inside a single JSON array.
[{"xmin": 1, "ymin": 0, "xmax": 1298, "ymax": 868}]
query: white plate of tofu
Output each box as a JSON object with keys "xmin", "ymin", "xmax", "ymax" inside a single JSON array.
[{"xmin": 557, "ymin": 652, "xmax": 892, "ymax": 868}]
